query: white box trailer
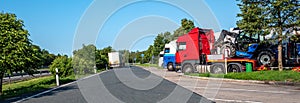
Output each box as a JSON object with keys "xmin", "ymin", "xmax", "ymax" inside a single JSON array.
[{"xmin": 108, "ymin": 52, "xmax": 122, "ymax": 68}]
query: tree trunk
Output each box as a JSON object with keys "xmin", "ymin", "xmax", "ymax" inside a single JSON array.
[
  {"xmin": 278, "ymin": 43, "xmax": 283, "ymax": 71},
  {"xmin": 278, "ymin": 31, "xmax": 283, "ymax": 71},
  {"xmin": 0, "ymin": 73, "xmax": 3, "ymax": 96}
]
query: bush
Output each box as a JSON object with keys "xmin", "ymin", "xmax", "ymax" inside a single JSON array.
[{"xmin": 49, "ymin": 56, "xmax": 73, "ymax": 77}]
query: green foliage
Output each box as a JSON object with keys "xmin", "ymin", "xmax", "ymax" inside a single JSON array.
[
  {"xmin": 41, "ymin": 49, "xmax": 56, "ymax": 67},
  {"xmin": 140, "ymin": 32, "xmax": 172, "ymax": 64},
  {"xmin": 136, "ymin": 63, "xmax": 160, "ymax": 68},
  {"xmin": 173, "ymin": 27, "xmax": 186, "ymax": 38},
  {"xmin": 181, "ymin": 18, "xmax": 195, "ymax": 34},
  {"xmin": 236, "ymin": 0, "xmax": 300, "ymax": 70},
  {"xmin": 144, "ymin": 45, "xmax": 154, "ymax": 63},
  {"xmin": 22, "ymin": 44, "xmax": 43, "ymax": 74},
  {"xmin": 225, "ymin": 70, "xmax": 300, "ymax": 82},
  {"xmin": 73, "ymin": 44, "xmax": 96, "ymax": 75},
  {"xmin": 237, "ymin": 0, "xmax": 299, "ymax": 35},
  {"xmin": 129, "ymin": 51, "xmax": 143, "ymax": 63},
  {"xmin": 49, "ymin": 56, "xmax": 73, "ymax": 77},
  {"xmin": 153, "ymin": 32, "xmax": 172, "ymax": 55},
  {"xmin": 236, "ymin": 1, "xmax": 269, "ymax": 35},
  {"xmin": 0, "ymin": 12, "xmax": 44, "ymax": 95},
  {"xmin": 173, "ymin": 18, "xmax": 195, "ymax": 38},
  {"xmin": 96, "ymin": 46, "xmax": 112, "ymax": 69}
]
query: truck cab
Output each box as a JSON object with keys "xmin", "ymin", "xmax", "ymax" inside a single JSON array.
[
  {"xmin": 163, "ymin": 40, "xmax": 177, "ymax": 71},
  {"xmin": 175, "ymin": 27, "xmax": 214, "ymax": 73}
]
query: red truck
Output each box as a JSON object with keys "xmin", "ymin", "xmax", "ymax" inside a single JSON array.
[
  {"xmin": 175, "ymin": 27, "xmax": 258, "ymax": 73},
  {"xmin": 175, "ymin": 27, "xmax": 214, "ymax": 73}
]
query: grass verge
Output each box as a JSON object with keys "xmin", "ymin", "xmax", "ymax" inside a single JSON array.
[
  {"xmin": 186, "ymin": 70, "xmax": 300, "ymax": 82},
  {"xmin": 136, "ymin": 63, "xmax": 164, "ymax": 69},
  {"xmin": 1, "ymin": 75, "xmax": 76, "ymax": 99}
]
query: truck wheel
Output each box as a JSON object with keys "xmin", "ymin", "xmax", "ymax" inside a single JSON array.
[
  {"xmin": 257, "ymin": 51, "xmax": 275, "ymax": 66},
  {"xmin": 167, "ymin": 63, "xmax": 174, "ymax": 71},
  {"xmin": 182, "ymin": 64, "xmax": 194, "ymax": 73},
  {"xmin": 220, "ymin": 43, "xmax": 236, "ymax": 58},
  {"xmin": 210, "ymin": 63, "xmax": 225, "ymax": 74},
  {"xmin": 228, "ymin": 63, "xmax": 242, "ymax": 73}
]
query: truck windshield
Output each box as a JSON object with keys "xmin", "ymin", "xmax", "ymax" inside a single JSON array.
[{"xmin": 164, "ymin": 48, "xmax": 170, "ymax": 53}]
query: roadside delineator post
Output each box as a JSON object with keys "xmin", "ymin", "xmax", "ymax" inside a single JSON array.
[
  {"xmin": 94, "ymin": 65, "xmax": 97, "ymax": 74},
  {"xmin": 55, "ymin": 68, "xmax": 59, "ymax": 86},
  {"xmin": 225, "ymin": 48, "xmax": 228, "ymax": 74},
  {"xmin": 106, "ymin": 64, "xmax": 108, "ymax": 70}
]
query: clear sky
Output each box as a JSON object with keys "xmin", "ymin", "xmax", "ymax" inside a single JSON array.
[{"xmin": 0, "ymin": 0, "xmax": 240, "ymax": 56}]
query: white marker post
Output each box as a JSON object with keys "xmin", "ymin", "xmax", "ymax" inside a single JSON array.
[
  {"xmin": 55, "ymin": 68, "xmax": 59, "ymax": 86},
  {"xmin": 225, "ymin": 49, "xmax": 228, "ymax": 74},
  {"xmin": 94, "ymin": 65, "xmax": 97, "ymax": 74},
  {"xmin": 106, "ymin": 64, "xmax": 108, "ymax": 71}
]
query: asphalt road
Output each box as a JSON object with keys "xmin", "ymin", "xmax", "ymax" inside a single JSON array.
[
  {"xmin": 143, "ymin": 66, "xmax": 300, "ymax": 103},
  {"xmin": 12, "ymin": 66, "xmax": 214, "ymax": 103}
]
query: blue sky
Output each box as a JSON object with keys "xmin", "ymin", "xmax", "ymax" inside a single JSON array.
[{"xmin": 0, "ymin": 0, "xmax": 240, "ymax": 56}]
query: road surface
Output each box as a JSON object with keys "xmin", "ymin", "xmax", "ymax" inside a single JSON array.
[
  {"xmin": 11, "ymin": 66, "xmax": 214, "ymax": 103},
  {"xmin": 143, "ymin": 66, "xmax": 300, "ymax": 103}
]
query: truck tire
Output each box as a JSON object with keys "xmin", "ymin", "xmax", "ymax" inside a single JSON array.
[
  {"xmin": 210, "ymin": 63, "xmax": 225, "ymax": 74},
  {"xmin": 220, "ymin": 43, "xmax": 236, "ymax": 58},
  {"xmin": 228, "ymin": 63, "xmax": 243, "ymax": 73},
  {"xmin": 182, "ymin": 63, "xmax": 194, "ymax": 73},
  {"xmin": 167, "ymin": 63, "xmax": 174, "ymax": 71},
  {"xmin": 257, "ymin": 51, "xmax": 275, "ymax": 66}
]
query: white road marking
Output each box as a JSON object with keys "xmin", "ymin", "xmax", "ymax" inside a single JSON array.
[
  {"xmin": 183, "ymin": 86, "xmax": 290, "ymax": 94},
  {"xmin": 210, "ymin": 98, "xmax": 263, "ymax": 103}
]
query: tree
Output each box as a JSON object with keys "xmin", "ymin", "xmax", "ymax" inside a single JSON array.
[
  {"xmin": 41, "ymin": 49, "xmax": 56, "ymax": 67},
  {"xmin": 0, "ymin": 12, "xmax": 42, "ymax": 95},
  {"xmin": 173, "ymin": 18, "xmax": 195, "ymax": 38},
  {"xmin": 153, "ymin": 33, "xmax": 166, "ymax": 57},
  {"xmin": 163, "ymin": 31, "xmax": 172, "ymax": 43},
  {"xmin": 119, "ymin": 49, "xmax": 130, "ymax": 65},
  {"xmin": 49, "ymin": 56, "xmax": 73, "ymax": 77},
  {"xmin": 73, "ymin": 44, "xmax": 96, "ymax": 75},
  {"xmin": 23, "ymin": 44, "xmax": 43, "ymax": 74},
  {"xmin": 96, "ymin": 46, "xmax": 113, "ymax": 69},
  {"xmin": 237, "ymin": 0, "xmax": 300, "ymax": 71},
  {"xmin": 181, "ymin": 18, "xmax": 195, "ymax": 34},
  {"xmin": 144, "ymin": 45, "xmax": 154, "ymax": 63},
  {"xmin": 173, "ymin": 27, "xmax": 185, "ymax": 38}
]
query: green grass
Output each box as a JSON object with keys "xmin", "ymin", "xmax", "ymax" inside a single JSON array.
[
  {"xmin": 1, "ymin": 75, "xmax": 76, "ymax": 99},
  {"xmin": 186, "ymin": 70, "xmax": 300, "ymax": 82},
  {"xmin": 136, "ymin": 63, "xmax": 157, "ymax": 67}
]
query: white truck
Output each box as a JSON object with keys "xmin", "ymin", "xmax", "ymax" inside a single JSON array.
[
  {"xmin": 163, "ymin": 40, "xmax": 177, "ymax": 71},
  {"xmin": 108, "ymin": 52, "xmax": 122, "ymax": 68}
]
